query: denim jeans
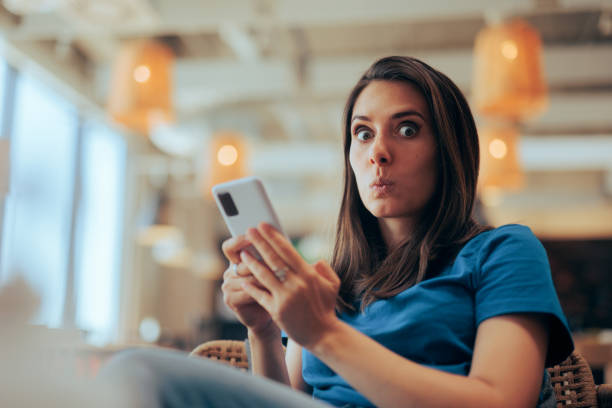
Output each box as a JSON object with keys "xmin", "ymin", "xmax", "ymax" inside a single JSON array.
[
  {"xmin": 98, "ymin": 347, "xmax": 556, "ymax": 408},
  {"xmin": 98, "ymin": 348, "xmax": 331, "ymax": 408}
]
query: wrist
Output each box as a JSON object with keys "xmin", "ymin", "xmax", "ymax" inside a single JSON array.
[
  {"xmin": 248, "ymin": 320, "xmax": 281, "ymax": 342},
  {"xmin": 309, "ymin": 318, "xmax": 348, "ymax": 356}
]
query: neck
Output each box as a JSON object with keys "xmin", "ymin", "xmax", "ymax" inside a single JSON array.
[{"xmin": 378, "ymin": 217, "xmax": 416, "ymax": 250}]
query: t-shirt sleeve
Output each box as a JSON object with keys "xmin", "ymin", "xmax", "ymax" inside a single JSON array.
[{"xmin": 474, "ymin": 224, "xmax": 574, "ymax": 366}]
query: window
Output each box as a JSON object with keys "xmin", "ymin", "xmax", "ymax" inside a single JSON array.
[
  {"xmin": 0, "ymin": 59, "xmax": 6, "ymax": 121},
  {"xmin": 2, "ymin": 73, "xmax": 77, "ymax": 327},
  {"xmin": 0, "ymin": 59, "xmax": 8, "ymax": 280},
  {"xmin": 74, "ymin": 122, "xmax": 126, "ymax": 344}
]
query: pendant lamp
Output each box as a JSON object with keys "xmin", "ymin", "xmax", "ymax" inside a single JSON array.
[
  {"xmin": 478, "ymin": 122, "xmax": 524, "ymax": 191},
  {"xmin": 203, "ymin": 131, "xmax": 249, "ymax": 199},
  {"xmin": 108, "ymin": 40, "xmax": 174, "ymax": 135},
  {"xmin": 472, "ymin": 19, "xmax": 547, "ymax": 119}
]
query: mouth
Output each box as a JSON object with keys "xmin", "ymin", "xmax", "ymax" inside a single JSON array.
[{"xmin": 369, "ymin": 178, "xmax": 395, "ymax": 195}]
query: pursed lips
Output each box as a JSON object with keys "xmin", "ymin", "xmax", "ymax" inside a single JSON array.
[
  {"xmin": 369, "ymin": 178, "xmax": 394, "ymax": 195},
  {"xmin": 370, "ymin": 177, "xmax": 394, "ymax": 188}
]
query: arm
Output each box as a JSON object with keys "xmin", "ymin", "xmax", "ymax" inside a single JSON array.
[
  {"xmin": 311, "ymin": 314, "xmax": 548, "ymax": 408},
  {"xmin": 248, "ymin": 326, "xmax": 310, "ymax": 392},
  {"xmin": 220, "ymin": 235, "xmax": 291, "ymax": 385},
  {"xmin": 286, "ymin": 339, "xmax": 311, "ymax": 392},
  {"xmin": 248, "ymin": 324, "xmax": 290, "ymax": 384},
  {"xmin": 240, "ymin": 223, "xmax": 549, "ymax": 407}
]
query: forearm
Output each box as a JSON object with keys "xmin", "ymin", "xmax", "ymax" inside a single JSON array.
[
  {"xmin": 311, "ymin": 321, "xmax": 505, "ymax": 408},
  {"xmin": 248, "ymin": 325, "xmax": 290, "ymax": 385}
]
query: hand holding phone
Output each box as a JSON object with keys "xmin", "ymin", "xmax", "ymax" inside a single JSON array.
[{"xmin": 213, "ymin": 177, "xmax": 285, "ymax": 268}]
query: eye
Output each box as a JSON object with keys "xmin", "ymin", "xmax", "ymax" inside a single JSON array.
[
  {"xmin": 354, "ymin": 127, "xmax": 374, "ymax": 141},
  {"xmin": 399, "ymin": 123, "xmax": 418, "ymax": 138}
]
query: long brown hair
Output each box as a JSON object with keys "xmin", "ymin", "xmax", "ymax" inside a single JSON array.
[{"xmin": 331, "ymin": 56, "xmax": 489, "ymax": 312}]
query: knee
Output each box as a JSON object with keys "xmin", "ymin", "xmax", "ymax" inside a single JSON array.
[
  {"xmin": 97, "ymin": 349, "xmax": 163, "ymax": 408},
  {"xmin": 102, "ymin": 348, "xmax": 156, "ymax": 372}
]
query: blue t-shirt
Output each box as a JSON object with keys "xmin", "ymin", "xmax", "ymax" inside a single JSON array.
[{"xmin": 301, "ymin": 224, "xmax": 574, "ymax": 407}]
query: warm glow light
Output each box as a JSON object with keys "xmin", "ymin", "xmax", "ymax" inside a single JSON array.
[
  {"xmin": 204, "ymin": 132, "xmax": 249, "ymax": 199},
  {"xmin": 501, "ymin": 40, "xmax": 518, "ymax": 60},
  {"xmin": 489, "ymin": 139, "xmax": 508, "ymax": 159},
  {"xmin": 478, "ymin": 123, "xmax": 523, "ymax": 191},
  {"xmin": 472, "ymin": 19, "xmax": 547, "ymax": 119},
  {"xmin": 133, "ymin": 65, "xmax": 151, "ymax": 83},
  {"xmin": 108, "ymin": 40, "xmax": 174, "ymax": 135},
  {"xmin": 217, "ymin": 144, "xmax": 238, "ymax": 166}
]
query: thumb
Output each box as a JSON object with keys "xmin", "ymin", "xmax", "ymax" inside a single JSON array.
[{"xmin": 313, "ymin": 260, "xmax": 340, "ymax": 286}]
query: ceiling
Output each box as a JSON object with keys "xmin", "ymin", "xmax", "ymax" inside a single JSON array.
[{"xmin": 1, "ymin": 0, "xmax": 611, "ymax": 237}]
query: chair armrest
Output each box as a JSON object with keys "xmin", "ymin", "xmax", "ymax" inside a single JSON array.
[
  {"xmin": 190, "ymin": 340, "xmax": 249, "ymax": 371},
  {"xmin": 597, "ymin": 384, "xmax": 612, "ymax": 408}
]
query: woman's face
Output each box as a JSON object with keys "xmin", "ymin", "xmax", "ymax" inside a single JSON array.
[{"xmin": 349, "ymin": 80, "xmax": 438, "ymax": 221}]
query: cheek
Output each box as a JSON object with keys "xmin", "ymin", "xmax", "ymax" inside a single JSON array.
[{"xmin": 422, "ymin": 151, "xmax": 439, "ymax": 194}]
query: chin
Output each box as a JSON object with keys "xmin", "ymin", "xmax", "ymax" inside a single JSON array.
[
  {"xmin": 365, "ymin": 202, "xmax": 404, "ymax": 218},
  {"xmin": 365, "ymin": 196, "xmax": 425, "ymax": 219}
]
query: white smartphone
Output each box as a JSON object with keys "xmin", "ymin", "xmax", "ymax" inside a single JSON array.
[{"xmin": 212, "ymin": 176, "xmax": 285, "ymax": 263}]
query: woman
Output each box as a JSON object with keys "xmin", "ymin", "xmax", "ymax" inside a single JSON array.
[{"xmin": 102, "ymin": 56, "xmax": 573, "ymax": 408}]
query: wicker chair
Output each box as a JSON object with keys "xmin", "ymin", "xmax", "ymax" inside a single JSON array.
[
  {"xmin": 547, "ymin": 351, "xmax": 612, "ymax": 407},
  {"xmin": 191, "ymin": 340, "xmax": 612, "ymax": 407},
  {"xmin": 191, "ymin": 340, "xmax": 250, "ymax": 371}
]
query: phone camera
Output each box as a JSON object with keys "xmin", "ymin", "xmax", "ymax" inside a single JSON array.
[{"xmin": 218, "ymin": 192, "xmax": 239, "ymax": 216}]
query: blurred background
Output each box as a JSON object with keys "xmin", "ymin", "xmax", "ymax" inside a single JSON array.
[{"xmin": 0, "ymin": 0, "xmax": 610, "ymax": 382}]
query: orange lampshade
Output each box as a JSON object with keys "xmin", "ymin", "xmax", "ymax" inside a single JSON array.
[
  {"xmin": 478, "ymin": 122, "xmax": 524, "ymax": 191},
  {"xmin": 472, "ymin": 19, "xmax": 547, "ymax": 119},
  {"xmin": 203, "ymin": 131, "xmax": 249, "ymax": 199},
  {"xmin": 108, "ymin": 40, "xmax": 174, "ymax": 135}
]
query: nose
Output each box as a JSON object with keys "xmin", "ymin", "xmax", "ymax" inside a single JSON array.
[{"xmin": 369, "ymin": 135, "xmax": 392, "ymax": 166}]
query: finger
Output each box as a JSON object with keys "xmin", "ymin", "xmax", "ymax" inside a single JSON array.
[
  {"xmin": 313, "ymin": 260, "xmax": 340, "ymax": 286},
  {"xmin": 222, "ymin": 264, "xmax": 246, "ymax": 280},
  {"xmin": 222, "ymin": 260, "xmax": 254, "ymax": 278},
  {"xmin": 223, "ymin": 289, "xmax": 264, "ymax": 307},
  {"xmin": 222, "ymin": 272, "xmax": 265, "ymax": 291},
  {"xmin": 221, "ymin": 235, "xmax": 252, "ymax": 264},
  {"xmin": 258, "ymin": 222, "xmax": 309, "ymax": 272},
  {"xmin": 245, "ymin": 227, "xmax": 291, "ymax": 273},
  {"xmin": 241, "ymin": 281, "xmax": 274, "ymax": 312},
  {"xmin": 240, "ymin": 250, "xmax": 283, "ymax": 291},
  {"xmin": 235, "ymin": 262, "xmax": 252, "ymax": 277}
]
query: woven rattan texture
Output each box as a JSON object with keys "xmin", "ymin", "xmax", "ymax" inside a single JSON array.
[
  {"xmin": 597, "ymin": 384, "xmax": 612, "ymax": 407},
  {"xmin": 190, "ymin": 340, "xmax": 249, "ymax": 371},
  {"xmin": 547, "ymin": 351, "xmax": 598, "ymax": 407},
  {"xmin": 191, "ymin": 341, "xmax": 610, "ymax": 407}
]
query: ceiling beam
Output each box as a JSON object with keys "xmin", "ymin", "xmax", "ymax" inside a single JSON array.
[
  {"xmin": 8, "ymin": 0, "xmax": 609, "ymax": 40},
  {"xmin": 155, "ymin": 44, "xmax": 612, "ymax": 109},
  {"xmin": 5, "ymin": 0, "xmax": 530, "ymax": 39},
  {"xmin": 91, "ymin": 44, "xmax": 612, "ymax": 133},
  {"xmin": 217, "ymin": 22, "xmax": 262, "ymax": 61}
]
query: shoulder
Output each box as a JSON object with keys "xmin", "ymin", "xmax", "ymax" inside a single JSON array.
[
  {"xmin": 483, "ymin": 223, "xmax": 540, "ymax": 245},
  {"xmin": 450, "ymin": 224, "xmax": 550, "ymax": 286},
  {"xmin": 466, "ymin": 224, "xmax": 552, "ymax": 293},
  {"xmin": 463, "ymin": 225, "xmax": 574, "ymax": 365},
  {"xmin": 460, "ymin": 224, "xmax": 546, "ymax": 266},
  {"xmin": 473, "ymin": 224, "xmax": 540, "ymax": 248}
]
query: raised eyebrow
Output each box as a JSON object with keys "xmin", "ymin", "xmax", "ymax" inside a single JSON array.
[
  {"xmin": 351, "ymin": 115, "xmax": 370, "ymax": 124},
  {"xmin": 391, "ymin": 110, "xmax": 425, "ymax": 121},
  {"xmin": 351, "ymin": 110, "xmax": 425, "ymax": 124}
]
